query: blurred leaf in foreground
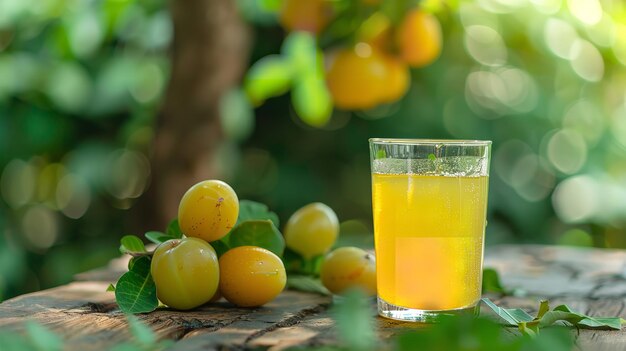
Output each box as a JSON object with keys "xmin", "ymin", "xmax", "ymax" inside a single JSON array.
[{"xmin": 332, "ymin": 289, "xmax": 376, "ymax": 351}]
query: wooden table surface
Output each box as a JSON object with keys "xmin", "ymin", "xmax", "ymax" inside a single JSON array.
[{"xmin": 1, "ymin": 245, "xmax": 626, "ymax": 350}]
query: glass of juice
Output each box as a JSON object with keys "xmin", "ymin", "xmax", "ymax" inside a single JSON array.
[{"xmin": 369, "ymin": 138, "xmax": 491, "ymax": 322}]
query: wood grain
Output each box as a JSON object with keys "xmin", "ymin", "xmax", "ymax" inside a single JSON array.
[{"xmin": 2, "ymin": 245, "xmax": 626, "ymax": 350}]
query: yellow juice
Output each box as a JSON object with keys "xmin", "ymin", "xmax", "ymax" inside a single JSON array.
[{"xmin": 372, "ymin": 173, "xmax": 488, "ymax": 311}]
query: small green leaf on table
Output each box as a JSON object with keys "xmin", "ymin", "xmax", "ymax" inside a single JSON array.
[
  {"xmin": 481, "ymin": 298, "xmax": 626, "ymax": 334},
  {"xmin": 536, "ymin": 300, "xmax": 550, "ymax": 319},
  {"xmin": 119, "ymin": 235, "xmax": 146, "ymax": 255},
  {"xmin": 229, "ymin": 220, "xmax": 285, "ymax": 257},
  {"xmin": 287, "ymin": 275, "xmax": 331, "ymax": 296},
  {"xmin": 480, "ymin": 298, "xmax": 533, "ymax": 325},
  {"xmin": 538, "ymin": 304, "xmax": 623, "ymax": 330},
  {"xmin": 115, "ymin": 256, "xmax": 158, "ymax": 314}
]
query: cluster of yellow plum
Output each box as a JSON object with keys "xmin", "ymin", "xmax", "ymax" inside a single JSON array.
[
  {"xmin": 150, "ymin": 179, "xmax": 377, "ymax": 311},
  {"xmin": 284, "ymin": 202, "xmax": 377, "ymax": 296},
  {"xmin": 151, "ymin": 180, "xmax": 287, "ymax": 310}
]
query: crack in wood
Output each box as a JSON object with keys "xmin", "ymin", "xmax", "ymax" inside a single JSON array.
[
  {"xmin": 81, "ymin": 302, "xmax": 118, "ymax": 314},
  {"xmin": 243, "ymin": 303, "xmax": 330, "ymax": 345},
  {"xmin": 176, "ymin": 313, "xmax": 251, "ymax": 338}
]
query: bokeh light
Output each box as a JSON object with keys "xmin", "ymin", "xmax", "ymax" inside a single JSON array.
[
  {"xmin": 1, "ymin": 159, "xmax": 37, "ymax": 209},
  {"xmin": 567, "ymin": 0, "xmax": 603, "ymax": 26},
  {"xmin": 464, "ymin": 25, "xmax": 507, "ymax": 67},
  {"xmin": 105, "ymin": 149, "xmax": 151, "ymax": 201},
  {"xmin": 530, "ymin": 0, "xmax": 562, "ymax": 14},
  {"xmin": 562, "ymin": 99, "xmax": 605, "ymax": 145},
  {"xmin": 569, "ymin": 38, "xmax": 604, "ymax": 82},
  {"xmin": 546, "ymin": 129, "xmax": 587, "ymax": 174},
  {"xmin": 465, "ymin": 66, "xmax": 538, "ymax": 115},
  {"xmin": 544, "ymin": 18, "xmax": 579, "ymax": 60},
  {"xmin": 21, "ymin": 205, "xmax": 59, "ymax": 251},
  {"xmin": 585, "ymin": 12, "xmax": 615, "ymax": 47},
  {"xmin": 612, "ymin": 103, "xmax": 626, "ymax": 149},
  {"xmin": 552, "ymin": 175, "xmax": 598, "ymax": 223},
  {"xmin": 56, "ymin": 174, "xmax": 91, "ymax": 219}
]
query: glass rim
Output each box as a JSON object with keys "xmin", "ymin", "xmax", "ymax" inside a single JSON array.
[{"xmin": 369, "ymin": 138, "xmax": 492, "ymax": 146}]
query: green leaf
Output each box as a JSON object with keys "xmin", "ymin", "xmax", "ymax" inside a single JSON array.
[
  {"xmin": 119, "ymin": 235, "xmax": 146, "ymax": 255},
  {"xmin": 282, "ymin": 32, "xmax": 318, "ymax": 77},
  {"xmin": 25, "ymin": 321, "xmax": 63, "ymax": 351},
  {"xmin": 244, "ymin": 55, "xmax": 292, "ymax": 105},
  {"xmin": 259, "ymin": 0, "xmax": 281, "ymax": 11},
  {"xmin": 237, "ymin": 200, "xmax": 280, "ymax": 227},
  {"xmin": 287, "ymin": 275, "xmax": 331, "ymax": 296},
  {"xmin": 229, "ymin": 220, "xmax": 285, "ymax": 257},
  {"xmin": 484, "ymin": 298, "xmax": 626, "ymax": 333},
  {"xmin": 283, "ymin": 246, "xmax": 305, "ymax": 273},
  {"xmin": 144, "ymin": 231, "xmax": 172, "ymax": 245},
  {"xmin": 428, "ymin": 153, "xmax": 436, "ymax": 161},
  {"xmin": 537, "ymin": 300, "xmax": 550, "ymax": 319},
  {"xmin": 480, "ymin": 298, "xmax": 534, "ymax": 325},
  {"xmin": 209, "ymin": 239, "xmax": 230, "ymax": 258},
  {"xmin": 126, "ymin": 315, "xmax": 157, "ymax": 346},
  {"xmin": 539, "ymin": 305, "xmax": 623, "ymax": 330},
  {"xmin": 217, "ymin": 198, "xmax": 282, "ymax": 256},
  {"xmin": 518, "ymin": 321, "xmax": 538, "ymax": 337},
  {"xmin": 115, "ymin": 256, "xmax": 158, "ymax": 314},
  {"xmin": 292, "ymin": 74, "xmax": 332, "ymax": 128},
  {"xmin": 106, "ymin": 284, "xmax": 116, "ymax": 292},
  {"xmin": 166, "ymin": 219, "xmax": 183, "ymax": 238},
  {"xmin": 579, "ymin": 317, "xmax": 624, "ymax": 330},
  {"xmin": 332, "ymin": 289, "xmax": 376, "ymax": 351}
]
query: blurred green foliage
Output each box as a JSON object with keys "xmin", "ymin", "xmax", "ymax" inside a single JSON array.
[
  {"xmin": 0, "ymin": 0, "xmax": 169, "ymax": 299},
  {"xmin": 328, "ymin": 290, "xmax": 574, "ymax": 351},
  {"xmin": 1, "ymin": 0, "xmax": 626, "ymax": 301}
]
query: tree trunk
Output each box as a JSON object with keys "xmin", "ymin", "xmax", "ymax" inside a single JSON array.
[{"xmin": 136, "ymin": 0, "xmax": 250, "ymax": 231}]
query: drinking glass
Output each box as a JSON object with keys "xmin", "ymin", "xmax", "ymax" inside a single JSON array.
[{"xmin": 369, "ymin": 138, "xmax": 491, "ymax": 322}]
